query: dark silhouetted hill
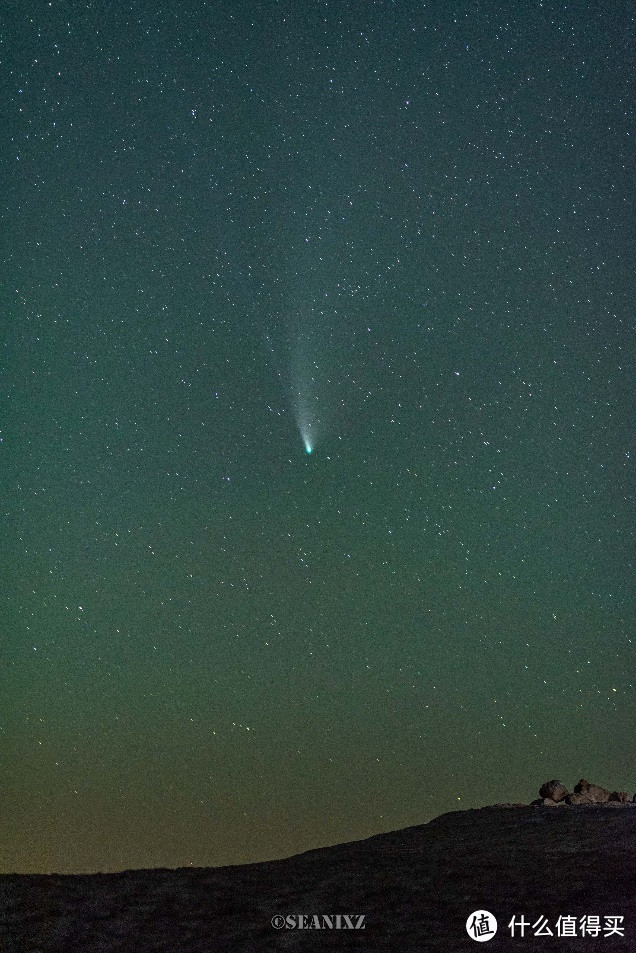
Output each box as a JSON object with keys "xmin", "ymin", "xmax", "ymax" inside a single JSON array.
[{"xmin": 1, "ymin": 798, "xmax": 635, "ymax": 951}]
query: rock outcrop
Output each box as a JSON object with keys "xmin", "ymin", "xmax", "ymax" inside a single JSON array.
[{"xmin": 532, "ymin": 778, "xmax": 635, "ymax": 808}]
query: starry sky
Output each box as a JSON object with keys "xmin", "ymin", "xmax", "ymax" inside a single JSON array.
[{"xmin": 2, "ymin": 0, "xmax": 634, "ymax": 875}]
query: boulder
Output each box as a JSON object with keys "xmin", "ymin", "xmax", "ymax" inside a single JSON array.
[
  {"xmin": 573, "ymin": 779, "xmax": 610, "ymax": 803},
  {"xmin": 609, "ymin": 791, "xmax": 631, "ymax": 803},
  {"xmin": 531, "ymin": 797, "xmax": 566, "ymax": 807},
  {"xmin": 539, "ymin": 780, "xmax": 569, "ymax": 802},
  {"xmin": 565, "ymin": 792, "xmax": 595, "ymax": 805}
]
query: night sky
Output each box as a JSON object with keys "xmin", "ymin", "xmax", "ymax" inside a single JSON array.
[{"xmin": 2, "ymin": 0, "xmax": 634, "ymax": 875}]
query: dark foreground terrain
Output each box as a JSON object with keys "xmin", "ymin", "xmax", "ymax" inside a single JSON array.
[{"xmin": 1, "ymin": 805, "xmax": 635, "ymax": 952}]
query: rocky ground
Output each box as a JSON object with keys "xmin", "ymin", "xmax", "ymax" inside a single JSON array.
[{"xmin": 1, "ymin": 781, "xmax": 635, "ymax": 952}]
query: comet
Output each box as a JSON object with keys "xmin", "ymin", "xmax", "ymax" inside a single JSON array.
[
  {"xmin": 265, "ymin": 326, "xmax": 323, "ymax": 454},
  {"xmin": 290, "ymin": 330, "xmax": 321, "ymax": 454}
]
